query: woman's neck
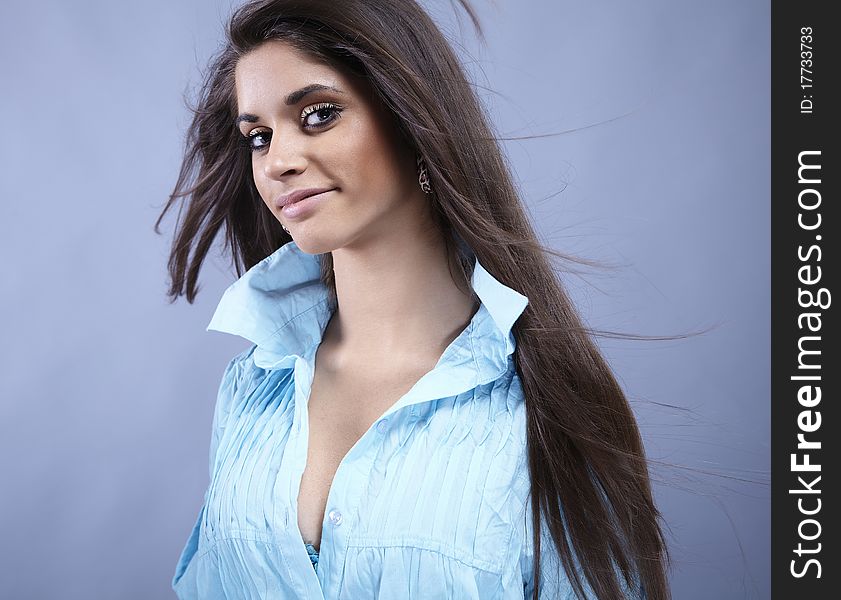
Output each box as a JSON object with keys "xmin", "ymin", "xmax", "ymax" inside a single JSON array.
[{"xmin": 322, "ymin": 227, "xmax": 476, "ymax": 373}]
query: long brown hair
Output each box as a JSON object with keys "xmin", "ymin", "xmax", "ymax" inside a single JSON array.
[{"xmin": 154, "ymin": 1, "xmax": 671, "ymax": 597}]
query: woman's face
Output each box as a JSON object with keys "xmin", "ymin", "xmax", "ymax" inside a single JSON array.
[{"xmin": 234, "ymin": 40, "xmax": 426, "ymax": 255}]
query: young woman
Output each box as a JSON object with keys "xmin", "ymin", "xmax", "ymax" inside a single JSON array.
[{"xmin": 157, "ymin": 0, "xmax": 670, "ymax": 598}]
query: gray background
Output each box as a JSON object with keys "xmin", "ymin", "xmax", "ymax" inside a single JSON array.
[{"xmin": 0, "ymin": 0, "xmax": 769, "ymax": 598}]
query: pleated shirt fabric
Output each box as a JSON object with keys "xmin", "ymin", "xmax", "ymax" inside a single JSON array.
[{"xmin": 171, "ymin": 240, "xmax": 606, "ymax": 599}]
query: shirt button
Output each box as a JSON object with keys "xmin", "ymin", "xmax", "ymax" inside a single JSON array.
[
  {"xmin": 328, "ymin": 509, "xmax": 343, "ymax": 526},
  {"xmin": 376, "ymin": 419, "xmax": 388, "ymax": 434}
]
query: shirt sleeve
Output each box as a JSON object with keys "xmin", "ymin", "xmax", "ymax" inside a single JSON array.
[
  {"xmin": 520, "ymin": 507, "xmax": 646, "ymax": 599},
  {"xmin": 520, "ymin": 510, "xmax": 575, "ymax": 599},
  {"xmin": 207, "ymin": 346, "xmax": 254, "ymax": 479},
  {"xmin": 172, "ymin": 345, "xmax": 256, "ymax": 591}
]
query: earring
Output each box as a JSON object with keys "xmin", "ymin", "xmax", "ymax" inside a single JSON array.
[
  {"xmin": 281, "ymin": 223, "xmax": 290, "ymax": 234},
  {"xmin": 416, "ymin": 154, "xmax": 432, "ymax": 194}
]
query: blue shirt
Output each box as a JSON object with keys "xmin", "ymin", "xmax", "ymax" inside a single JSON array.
[{"xmin": 171, "ymin": 240, "xmax": 604, "ymax": 599}]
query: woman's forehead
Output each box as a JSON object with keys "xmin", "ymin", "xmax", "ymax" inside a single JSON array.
[
  {"xmin": 234, "ymin": 42, "xmax": 361, "ymax": 107},
  {"xmin": 236, "ymin": 42, "xmax": 337, "ymax": 86}
]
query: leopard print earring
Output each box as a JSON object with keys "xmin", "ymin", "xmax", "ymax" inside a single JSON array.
[{"xmin": 416, "ymin": 154, "xmax": 432, "ymax": 194}]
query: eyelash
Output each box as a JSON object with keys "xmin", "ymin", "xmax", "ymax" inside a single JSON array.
[{"xmin": 239, "ymin": 102, "xmax": 344, "ymax": 153}]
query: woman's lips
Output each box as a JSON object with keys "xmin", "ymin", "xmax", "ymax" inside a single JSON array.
[{"xmin": 280, "ymin": 189, "xmax": 334, "ymax": 220}]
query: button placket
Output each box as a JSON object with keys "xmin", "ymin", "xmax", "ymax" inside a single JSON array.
[{"xmin": 320, "ymin": 414, "xmax": 392, "ymax": 596}]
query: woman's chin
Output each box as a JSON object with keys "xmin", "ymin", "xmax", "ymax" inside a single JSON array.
[{"xmin": 286, "ymin": 232, "xmax": 341, "ymax": 256}]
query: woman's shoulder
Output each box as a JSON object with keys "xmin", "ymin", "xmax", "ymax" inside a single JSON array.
[
  {"xmin": 226, "ymin": 343, "xmax": 258, "ymax": 368},
  {"xmin": 211, "ymin": 344, "xmax": 264, "ymax": 419},
  {"xmin": 218, "ymin": 344, "xmax": 260, "ymax": 389},
  {"xmin": 477, "ymin": 359, "xmax": 528, "ymax": 435},
  {"xmin": 465, "ymin": 360, "xmax": 532, "ymax": 507}
]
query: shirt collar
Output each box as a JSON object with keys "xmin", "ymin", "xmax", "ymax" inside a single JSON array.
[{"xmin": 206, "ymin": 240, "xmax": 528, "ymax": 404}]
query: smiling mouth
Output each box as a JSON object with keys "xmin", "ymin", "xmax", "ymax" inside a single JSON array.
[{"xmin": 279, "ymin": 189, "xmax": 335, "ymax": 219}]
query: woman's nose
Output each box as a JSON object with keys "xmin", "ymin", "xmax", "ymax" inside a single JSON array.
[{"xmin": 263, "ymin": 138, "xmax": 307, "ymax": 180}]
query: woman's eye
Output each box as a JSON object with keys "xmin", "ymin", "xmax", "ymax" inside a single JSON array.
[
  {"xmin": 242, "ymin": 130, "xmax": 271, "ymax": 152},
  {"xmin": 240, "ymin": 103, "xmax": 342, "ymax": 153},
  {"xmin": 301, "ymin": 102, "xmax": 343, "ymax": 129}
]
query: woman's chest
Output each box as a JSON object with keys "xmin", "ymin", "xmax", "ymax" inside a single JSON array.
[
  {"xmin": 296, "ymin": 371, "xmax": 414, "ymax": 548},
  {"xmin": 201, "ymin": 367, "xmax": 531, "ymax": 595}
]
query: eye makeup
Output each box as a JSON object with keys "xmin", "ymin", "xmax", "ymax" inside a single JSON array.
[{"xmin": 238, "ymin": 102, "xmax": 345, "ymax": 153}]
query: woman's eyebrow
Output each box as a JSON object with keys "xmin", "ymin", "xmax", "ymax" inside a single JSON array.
[
  {"xmin": 235, "ymin": 83, "xmax": 345, "ymax": 127},
  {"xmin": 284, "ymin": 83, "xmax": 344, "ymax": 105}
]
